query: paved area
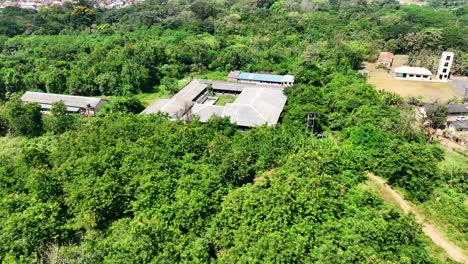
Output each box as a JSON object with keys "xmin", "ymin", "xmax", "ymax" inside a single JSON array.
[{"xmin": 449, "ymin": 79, "xmax": 468, "ymax": 98}]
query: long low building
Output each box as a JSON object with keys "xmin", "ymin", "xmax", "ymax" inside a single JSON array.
[
  {"xmin": 142, "ymin": 79, "xmax": 288, "ymax": 128},
  {"xmin": 228, "ymin": 71, "xmax": 294, "ymax": 86},
  {"xmin": 394, "ymin": 66, "xmax": 432, "ymax": 81},
  {"xmin": 21, "ymin": 91, "xmax": 109, "ymax": 115}
]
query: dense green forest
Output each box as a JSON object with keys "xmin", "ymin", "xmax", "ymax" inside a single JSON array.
[{"xmin": 0, "ymin": 0, "xmax": 467, "ymax": 262}]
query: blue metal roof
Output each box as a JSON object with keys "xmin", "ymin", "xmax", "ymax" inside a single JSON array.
[{"xmin": 237, "ymin": 72, "xmax": 294, "ymax": 84}]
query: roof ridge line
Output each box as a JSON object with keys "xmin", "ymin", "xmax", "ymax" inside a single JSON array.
[{"xmin": 249, "ymin": 88, "xmax": 268, "ymax": 123}]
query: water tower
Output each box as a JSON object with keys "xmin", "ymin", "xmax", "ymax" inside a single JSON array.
[{"xmin": 436, "ymin": 51, "xmax": 454, "ymax": 81}]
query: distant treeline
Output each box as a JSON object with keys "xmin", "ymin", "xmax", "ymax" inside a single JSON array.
[{"xmin": 0, "ymin": 0, "xmax": 467, "ymax": 99}]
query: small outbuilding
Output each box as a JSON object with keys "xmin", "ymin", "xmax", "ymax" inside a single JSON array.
[
  {"xmin": 358, "ymin": 69, "xmax": 369, "ymax": 76},
  {"xmin": 377, "ymin": 52, "xmax": 394, "ymax": 68},
  {"xmin": 394, "ymin": 67, "xmax": 432, "ymax": 81},
  {"xmin": 21, "ymin": 91, "xmax": 109, "ymax": 116}
]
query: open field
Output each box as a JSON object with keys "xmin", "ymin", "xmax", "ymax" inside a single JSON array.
[
  {"xmin": 215, "ymin": 95, "xmax": 236, "ymax": 106},
  {"xmin": 364, "ymin": 55, "xmax": 461, "ymax": 102},
  {"xmin": 133, "ymin": 77, "xmax": 192, "ymax": 107}
]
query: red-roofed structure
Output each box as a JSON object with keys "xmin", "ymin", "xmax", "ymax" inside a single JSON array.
[{"xmin": 378, "ymin": 52, "xmax": 394, "ymax": 68}]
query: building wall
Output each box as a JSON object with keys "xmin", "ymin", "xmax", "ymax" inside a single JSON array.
[
  {"xmin": 436, "ymin": 51, "xmax": 454, "ymax": 81},
  {"xmin": 378, "ymin": 60, "xmax": 392, "ymax": 68},
  {"xmin": 238, "ymin": 79, "xmax": 281, "ymax": 86},
  {"xmin": 94, "ymin": 99, "xmax": 110, "ymax": 113},
  {"xmin": 237, "ymin": 79, "xmax": 293, "ymax": 86},
  {"xmin": 395, "ymin": 73, "xmax": 431, "ymax": 81}
]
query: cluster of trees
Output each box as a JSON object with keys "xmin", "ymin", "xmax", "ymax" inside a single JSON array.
[
  {"xmin": 0, "ymin": 0, "xmax": 466, "ymax": 262},
  {"xmin": 0, "ymin": 96, "xmax": 144, "ymax": 137},
  {"xmin": 0, "ymin": 113, "xmax": 434, "ymax": 262}
]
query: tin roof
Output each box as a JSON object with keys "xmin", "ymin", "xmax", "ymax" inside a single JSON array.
[
  {"xmin": 237, "ymin": 72, "xmax": 294, "ymax": 84},
  {"xmin": 21, "ymin": 91, "xmax": 107, "ymax": 109},
  {"xmin": 228, "ymin": 70, "xmax": 241, "ymax": 79},
  {"xmin": 198, "ymin": 79, "xmax": 283, "ymax": 93},
  {"xmin": 449, "ymin": 120, "xmax": 468, "ymax": 130},
  {"xmin": 378, "ymin": 52, "xmax": 394, "ymax": 63},
  {"xmin": 447, "ymin": 104, "xmax": 468, "ymax": 114},
  {"xmin": 191, "ymin": 104, "xmax": 225, "ymax": 122},
  {"xmin": 224, "ymin": 87, "xmax": 286, "ymax": 127}
]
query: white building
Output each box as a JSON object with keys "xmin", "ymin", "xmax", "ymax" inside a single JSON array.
[
  {"xmin": 394, "ymin": 67, "xmax": 432, "ymax": 81},
  {"xmin": 436, "ymin": 51, "xmax": 454, "ymax": 81}
]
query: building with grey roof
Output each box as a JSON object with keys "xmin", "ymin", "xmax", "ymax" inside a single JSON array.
[
  {"xmin": 143, "ymin": 79, "xmax": 289, "ymax": 128},
  {"xmin": 21, "ymin": 91, "xmax": 109, "ymax": 115},
  {"xmin": 447, "ymin": 104, "xmax": 468, "ymax": 115},
  {"xmin": 223, "ymin": 88, "xmax": 286, "ymax": 127},
  {"xmin": 448, "ymin": 120, "xmax": 468, "ymax": 132}
]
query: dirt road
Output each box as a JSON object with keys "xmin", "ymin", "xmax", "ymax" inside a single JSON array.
[{"xmin": 367, "ymin": 173, "xmax": 467, "ymax": 264}]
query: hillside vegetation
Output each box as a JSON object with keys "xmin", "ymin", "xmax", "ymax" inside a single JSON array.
[{"xmin": 0, "ymin": 0, "xmax": 467, "ymax": 262}]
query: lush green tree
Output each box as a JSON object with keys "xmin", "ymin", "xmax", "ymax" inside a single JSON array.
[
  {"xmin": 98, "ymin": 97, "xmax": 144, "ymax": 115},
  {"xmin": 70, "ymin": 5, "xmax": 96, "ymax": 29},
  {"xmin": 376, "ymin": 142, "xmax": 443, "ymax": 201},
  {"xmin": 160, "ymin": 76, "xmax": 179, "ymax": 94},
  {"xmin": 44, "ymin": 101, "xmax": 77, "ymax": 134},
  {"xmin": 4, "ymin": 98, "xmax": 43, "ymax": 137},
  {"xmin": 425, "ymin": 103, "xmax": 448, "ymax": 129}
]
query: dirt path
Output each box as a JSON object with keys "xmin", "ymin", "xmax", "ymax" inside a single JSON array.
[
  {"xmin": 367, "ymin": 173, "xmax": 467, "ymax": 264},
  {"xmin": 438, "ymin": 136, "xmax": 467, "ymax": 154}
]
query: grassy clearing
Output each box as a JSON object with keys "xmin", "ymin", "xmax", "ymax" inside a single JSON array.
[
  {"xmin": 422, "ymin": 236, "xmax": 460, "ymax": 264},
  {"xmin": 417, "ymin": 187, "xmax": 468, "ymax": 254},
  {"xmin": 215, "ymin": 95, "xmax": 236, "ymax": 106},
  {"xmin": 363, "ymin": 55, "xmax": 461, "ymax": 102},
  {"xmin": 0, "ymin": 136, "xmax": 23, "ymax": 161},
  {"xmin": 134, "ymin": 90, "xmax": 171, "ymax": 107},
  {"xmin": 194, "ymin": 71, "xmax": 228, "ymax": 81},
  {"xmin": 133, "ymin": 77, "xmax": 192, "ymax": 107}
]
